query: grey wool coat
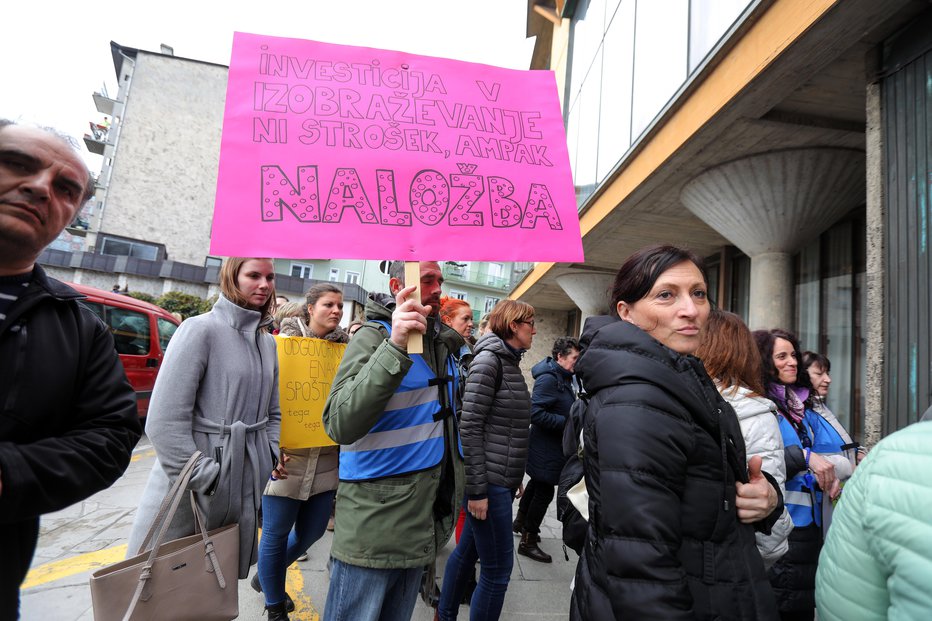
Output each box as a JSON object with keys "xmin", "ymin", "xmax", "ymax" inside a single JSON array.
[
  {"xmin": 460, "ymin": 332, "xmax": 531, "ymax": 497},
  {"xmin": 127, "ymin": 294, "xmax": 281, "ymax": 578}
]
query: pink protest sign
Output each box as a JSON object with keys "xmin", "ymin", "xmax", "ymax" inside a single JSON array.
[{"xmin": 212, "ymin": 32, "xmax": 583, "ymax": 262}]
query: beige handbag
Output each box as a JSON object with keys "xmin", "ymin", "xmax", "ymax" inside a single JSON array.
[{"xmin": 89, "ymin": 452, "xmax": 239, "ymax": 621}]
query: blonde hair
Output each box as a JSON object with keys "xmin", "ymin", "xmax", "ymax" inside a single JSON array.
[
  {"xmin": 219, "ymin": 257, "xmax": 275, "ymax": 318},
  {"xmin": 487, "ymin": 300, "xmax": 534, "ymax": 341},
  {"xmin": 274, "ymin": 301, "xmax": 304, "ymax": 326}
]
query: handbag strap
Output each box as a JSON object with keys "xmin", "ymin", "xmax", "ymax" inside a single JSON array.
[
  {"xmin": 190, "ymin": 492, "xmax": 227, "ymax": 588},
  {"xmin": 122, "ymin": 452, "xmax": 208, "ymax": 621},
  {"xmin": 135, "ymin": 452, "xmax": 203, "ymax": 555}
]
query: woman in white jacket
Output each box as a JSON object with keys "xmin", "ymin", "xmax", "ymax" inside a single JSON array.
[{"xmin": 696, "ymin": 310, "xmax": 793, "ymax": 567}]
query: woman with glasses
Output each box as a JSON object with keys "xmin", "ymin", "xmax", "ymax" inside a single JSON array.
[
  {"xmin": 753, "ymin": 330, "xmax": 853, "ymax": 621},
  {"xmin": 437, "ymin": 300, "xmax": 536, "ymax": 620}
]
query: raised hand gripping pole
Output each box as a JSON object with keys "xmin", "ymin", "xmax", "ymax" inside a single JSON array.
[{"xmin": 405, "ymin": 261, "xmax": 423, "ymax": 354}]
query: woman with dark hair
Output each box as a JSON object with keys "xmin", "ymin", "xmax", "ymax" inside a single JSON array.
[
  {"xmin": 570, "ymin": 245, "xmax": 781, "ymax": 621},
  {"xmin": 253, "ymin": 283, "xmax": 349, "ymax": 620},
  {"xmin": 802, "ymin": 351, "xmax": 859, "ymax": 468},
  {"xmin": 753, "ymin": 330, "xmax": 853, "ymax": 620},
  {"xmin": 695, "ymin": 310, "xmax": 793, "ymax": 568},
  {"xmin": 438, "ymin": 300, "xmax": 535, "ymax": 620},
  {"xmin": 513, "ymin": 336, "xmax": 580, "ymax": 563},
  {"xmin": 128, "ymin": 258, "xmax": 281, "ymax": 590}
]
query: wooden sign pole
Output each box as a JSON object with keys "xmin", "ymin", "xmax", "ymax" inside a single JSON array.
[{"xmin": 405, "ymin": 261, "xmax": 424, "ymax": 354}]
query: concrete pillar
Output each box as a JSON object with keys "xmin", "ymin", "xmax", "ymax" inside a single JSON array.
[
  {"xmin": 555, "ymin": 273, "xmax": 614, "ymax": 328},
  {"xmin": 864, "ymin": 80, "xmax": 885, "ymax": 447},
  {"xmin": 681, "ymin": 148, "xmax": 865, "ymax": 327},
  {"xmin": 748, "ymin": 252, "xmax": 794, "ymax": 330}
]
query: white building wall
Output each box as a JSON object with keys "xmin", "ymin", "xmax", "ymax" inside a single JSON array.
[{"xmin": 100, "ymin": 53, "xmax": 227, "ymax": 266}]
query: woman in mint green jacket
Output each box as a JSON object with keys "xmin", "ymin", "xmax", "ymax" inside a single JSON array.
[{"xmin": 815, "ymin": 421, "xmax": 932, "ymax": 620}]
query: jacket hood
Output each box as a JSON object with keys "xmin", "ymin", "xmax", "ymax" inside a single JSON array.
[
  {"xmin": 473, "ymin": 331, "xmax": 519, "ymax": 362},
  {"xmin": 576, "ymin": 315, "xmax": 721, "ymax": 427},
  {"xmin": 364, "ymin": 290, "xmax": 464, "ymax": 352},
  {"xmin": 365, "ymin": 292, "xmax": 395, "ymax": 322},
  {"xmin": 576, "ymin": 315, "xmax": 749, "ymax": 484},
  {"xmin": 532, "ymin": 356, "xmax": 572, "ymax": 380},
  {"xmin": 718, "ymin": 385, "xmax": 777, "ymax": 422}
]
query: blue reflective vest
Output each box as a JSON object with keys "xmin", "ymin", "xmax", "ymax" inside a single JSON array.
[
  {"xmin": 778, "ymin": 409, "xmax": 848, "ymax": 528},
  {"xmin": 339, "ymin": 320, "xmax": 461, "ymax": 481}
]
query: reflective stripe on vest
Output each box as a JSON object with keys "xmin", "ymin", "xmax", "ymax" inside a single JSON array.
[
  {"xmin": 778, "ymin": 415, "xmax": 821, "ymax": 528},
  {"xmin": 339, "ymin": 320, "xmax": 459, "ymax": 481}
]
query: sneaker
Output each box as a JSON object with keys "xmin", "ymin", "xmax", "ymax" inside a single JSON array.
[{"xmin": 296, "ymin": 553, "xmax": 308, "ymax": 562}]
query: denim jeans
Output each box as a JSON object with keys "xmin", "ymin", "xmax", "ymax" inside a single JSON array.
[
  {"xmin": 257, "ymin": 490, "xmax": 335, "ymax": 606},
  {"xmin": 516, "ymin": 478, "xmax": 555, "ymax": 535},
  {"xmin": 323, "ymin": 558, "xmax": 424, "ymax": 621},
  {"xmin": 438, "ymin": 485, "xmax": 516, "ymax": 621}
]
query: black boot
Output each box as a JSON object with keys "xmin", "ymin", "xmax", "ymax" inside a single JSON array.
[
  {"xmin": 512, "ymin": 510, "xmax": 526, "ymax": 535},
  {"xmin": 265, "ymin": 601, "xmax": 290, "ymax": 621},
  {"xmin": 252, "ymin": 574, "xmax": 295, "ymax": 613},
  {"xmin": 518, "ymin": 532, "xmax": 552, "ymax": 563}
]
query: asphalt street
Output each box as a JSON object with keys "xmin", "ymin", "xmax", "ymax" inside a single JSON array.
[{"xmin": 20, "ymin": 435, "xmax": 576, "ymax": 620}]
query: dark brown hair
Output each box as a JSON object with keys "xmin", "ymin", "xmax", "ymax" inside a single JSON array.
[
  {"xmin": 752, "ymin": 328, "xmax": 813, "ymax": 393},
  {"xmin": 695, "ymin": 310, "xmax": 765, "ymax": 396},
  {"xmin": 802, "ymin": 351, "xmax": 830, "ymax": 374},
  {"xmin": 609, "ymin": 244, "xmax": 708, "ymax": 316}
]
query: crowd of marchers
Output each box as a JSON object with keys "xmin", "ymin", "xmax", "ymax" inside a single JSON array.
[{"xmin": 2, "ymin": 118, "xmax": 931, "ymax": 621}]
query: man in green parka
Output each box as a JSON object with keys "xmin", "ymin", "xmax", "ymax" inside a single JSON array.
[{"xmin": 322, "ymin": 260, "xmax": 465, "ymax": 621}]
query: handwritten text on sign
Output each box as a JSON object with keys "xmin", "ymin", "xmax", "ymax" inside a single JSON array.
[
  {"xmin": 212, "ymin": 32, "xmax": 583, "ymax": 262},
  {"xmin": 275, "ymin": 336, "xmax": 345, "ymax": 448}
]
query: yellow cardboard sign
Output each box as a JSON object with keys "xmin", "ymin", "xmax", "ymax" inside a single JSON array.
[{"xmin": 275, "ymin": 336, "xmax": 346, "ymax": 448}]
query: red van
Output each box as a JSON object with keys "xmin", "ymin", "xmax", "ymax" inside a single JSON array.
[{"xmin": 67, "ymin": 283, "xmax": 181, "ymax": 420}]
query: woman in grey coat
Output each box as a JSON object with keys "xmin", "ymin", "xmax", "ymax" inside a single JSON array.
[
  {"xmin": 438, "ymin": 300, "xmax": 535, "ymax": 621},
  {"xmin": 127, "ymin": 257, "xmax": 281, "ymax": 581}
]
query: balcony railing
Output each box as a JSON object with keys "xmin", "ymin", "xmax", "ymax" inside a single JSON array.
[{"xmin": 442, "ymin": 264, "xmax": 518, "ymax": 291}]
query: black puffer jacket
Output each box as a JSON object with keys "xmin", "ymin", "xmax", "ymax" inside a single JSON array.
[
  {"xmin": 460, "ymin": 332, "xmax": 530, "ymax": 497},
  {"xmin": 570, "ymin": 317, "xmax": 779, "ymax": 621},
  {"xmin": 526, "ymin": 357, "xmax": 575, "ymax": 485}
]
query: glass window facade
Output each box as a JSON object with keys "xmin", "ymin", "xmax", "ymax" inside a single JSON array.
[
  {"xmin": 567, "ymin": 0, "xmax": 754, "ymax": 207},
  {"xmin": 795, "ymin": 214, "xmax": 866, "ymax": 441}
]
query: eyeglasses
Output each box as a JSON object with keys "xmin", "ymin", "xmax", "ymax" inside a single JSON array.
[{"xmin": 519, "ymin": 319, "xmax": 536, "ymax": 327}]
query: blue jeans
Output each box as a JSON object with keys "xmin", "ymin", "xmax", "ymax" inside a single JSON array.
[
  {"xmin": 438, "ymin": 485, "xmax": 516, "ymax": 620},
  {"xmin": 257, "ymin": 490, "xmax": 335, "ymax": 606},
  {"xmin": 323, "ymin": 558, "xmax": 423, "ymax": 621}
]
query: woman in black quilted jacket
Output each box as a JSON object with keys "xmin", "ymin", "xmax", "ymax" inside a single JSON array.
[
  {"xmin": 570, "ymin": 245, "xmax": 783, "ymax": 621},
  {"xmin": 437, "ymin": 299, "xmax": 535, "ymax": 621}
]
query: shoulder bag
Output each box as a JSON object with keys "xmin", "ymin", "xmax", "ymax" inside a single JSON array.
[{"xmin": 89, "ymin": 452, "xmax": 239, "ymax": 621}]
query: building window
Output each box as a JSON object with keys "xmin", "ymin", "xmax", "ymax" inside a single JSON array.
[
  {"xmin": 345, "ymin": 271, "xmax": 360, "ymax": 284},
  {"xmin": 449, "ymin": 290, "xmax": 468, "ymax": 301},
  {"xmin": 99, "ymin": 236, "xmax": 161, "ymax": 261},
  {"xmin": 329, "ymin": 268, "xmax": 340, "ymax": 282},
  {"xmin": 484, "ymin": 296, "xmax": 500, "ymax": 313},
  {"xmin": 486, "ymin": 263, "xmax": 504, "ymax": 286},
  {"xmin": 205, "ymin": 256, "xmax": 222, "ymax": 268},
  {"xmin": 794, "ymin": 214, "xmax": 866, "ymax": 441},
  {"xmin": 290, "ymin": 262, "xmax": 313, "ymax": 279}
]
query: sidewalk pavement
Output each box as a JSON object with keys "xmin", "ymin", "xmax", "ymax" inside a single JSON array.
[{"xmin": 20, "ymin": 436, "xmax": 576, "ymax": 620}]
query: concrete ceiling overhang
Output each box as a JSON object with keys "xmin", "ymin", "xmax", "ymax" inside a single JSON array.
[
  {"xmin": 512, "ymin": 0, "xmax": 924, "ymax": 312},
  {"xmin": 680, "ymin": 148, "xmax": 867, "ymax": 255}
]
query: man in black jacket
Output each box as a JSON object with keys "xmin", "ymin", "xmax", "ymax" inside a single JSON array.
[{"xmin": 0, "ymin": 120, "xmax": 141, "ymax": 618}]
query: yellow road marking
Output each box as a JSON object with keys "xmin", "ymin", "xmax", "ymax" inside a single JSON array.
[
  {"xmin": 22, "ymin": 545, "xmax": 128, "ymax": 589},
  {"xmin": 286, "ymin": 562, "xmax": 319, "ymax": 620},
  {"xmin": 130, "ymin": 448, "xmax": 156, "ymax": 462}
]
